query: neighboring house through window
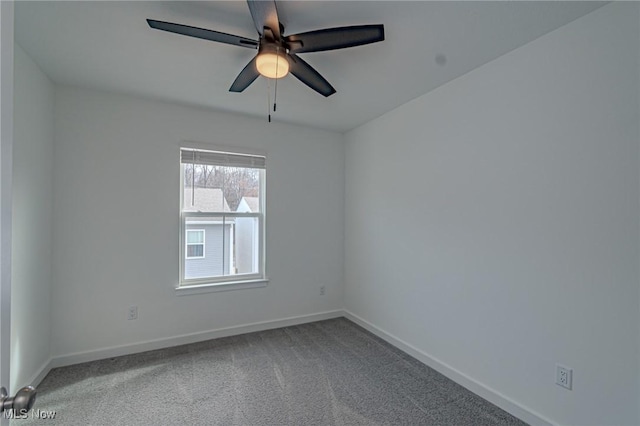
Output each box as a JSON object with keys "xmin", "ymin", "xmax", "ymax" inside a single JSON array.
[{"xmin": 180, "ymin": 147, "xmax": 265, "ymax": 289}]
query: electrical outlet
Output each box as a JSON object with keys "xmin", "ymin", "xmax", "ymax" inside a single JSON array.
[
  {"xmin": 556, "ymin": 364, "xmax": 572, "ymax": 390},
  {"xmin": 128, "ymin": 305, "xmax": 138, "ymax": 320},
  {"xmin": 319, "ymin": 285, "xmax": 326, "ymax": 296}
]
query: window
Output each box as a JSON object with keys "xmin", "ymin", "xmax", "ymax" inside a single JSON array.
[
  {"xmin": 185, "ymin": 230, "xmax": 205, "ymax": 259},
  {"xmin": 180, "ymin": 148, "xmax": 265, "ymax": 289}
]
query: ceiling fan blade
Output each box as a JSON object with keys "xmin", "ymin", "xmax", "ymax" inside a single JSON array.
[
  {"xmin": 147, "ymin": 19, "xmax": 258, "ymax": 49},
  {"xmin": 229, "ymin": 56, "xmax": 260, "ymax": 93},
  {"xmin": 286, "ymin": 24, "xmax": 384, "ymax": 53},
  {"xmin": 288, "ymin": 54, "xmax": 336, "ymax": 97},
  {"xmin": 247, "ymin": 0, "xmax": 281, "ymax": 40}
]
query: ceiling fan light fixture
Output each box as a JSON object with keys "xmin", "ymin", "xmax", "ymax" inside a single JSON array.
[
  {"xmin": 256, "ymin": 50, "xmax": 289, "ymax": 79},
  {"xmin": 147, "ymin": 1, "xmax": 385, "ymax": 96}
]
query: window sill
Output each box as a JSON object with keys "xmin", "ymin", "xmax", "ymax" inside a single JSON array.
[{"xmin": 175, "ymin": 278, "xmax": 269, "ymax": 296}]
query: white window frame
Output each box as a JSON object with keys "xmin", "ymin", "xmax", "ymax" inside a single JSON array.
[
  {"xmin": 177, "ymin": 146, "xmax": 267, "ymax": 295},
  {"xmin": 185, "ymin": 229, "xmax": 205, "ymax": 259}
]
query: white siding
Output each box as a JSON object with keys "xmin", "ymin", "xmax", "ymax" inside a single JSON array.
[{"xmin": 235, "ymin": 216, "xmax": 258, "ymax": 275}]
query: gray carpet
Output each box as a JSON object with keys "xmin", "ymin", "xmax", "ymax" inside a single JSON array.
[{"xmin": 18, "ymin": 318, "xmax": 527, "ymax": 425}]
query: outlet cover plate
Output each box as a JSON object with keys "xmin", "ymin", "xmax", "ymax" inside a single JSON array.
[
  {"xmin": 128, "ymin": 305, "xmax": 138, "ymax": 320},
  {"xmin": 556, "ymin": 364, "xmax": 572, "ymax": 390}
]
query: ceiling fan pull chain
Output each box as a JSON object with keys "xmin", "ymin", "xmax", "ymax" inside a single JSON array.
[
  {"xmin": 267, "ymin": 77, "xmax": 272, "ymax": 123},
  {"xmin": 274, "ymin": 47, "xmax": 279, "ymax": 112}
]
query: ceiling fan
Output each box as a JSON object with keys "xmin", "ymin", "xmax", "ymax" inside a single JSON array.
[{"xmin": 147, "ymin": 0, "xmax": 384, "ymax": 97}]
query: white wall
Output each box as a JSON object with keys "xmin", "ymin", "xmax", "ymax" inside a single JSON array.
[
  {"xmin": 11, "ymin": 46, "xmax": 54, "ymax": 391},
  {"xmin": 344, "ymin": 3, "xmax": 639, "ymax": 426},
  {"xmin": 51, "ymin": 87, "xmax": 344, "ymax": 357}
]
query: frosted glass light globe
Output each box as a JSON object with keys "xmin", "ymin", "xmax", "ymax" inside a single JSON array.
[{"xmin": 256, "ymin": 52, "xmax": 289, "ymax": 79}]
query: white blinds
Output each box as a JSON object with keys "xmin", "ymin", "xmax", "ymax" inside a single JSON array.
[{"xmin": 181, "ymin": 148, "xmax": 266, "ymax": 169}]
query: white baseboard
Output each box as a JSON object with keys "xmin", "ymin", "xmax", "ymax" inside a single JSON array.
[
  {"xmin": 50, "ymin": 310, "xmax": 343, "ymax": 369},
  {"xmin": 26, "ymin": 357, "xmax": 53, "ymax": 388},
  {"xmin": 343, "ymin": 310, "xmax": 555, "ymax": 426}
]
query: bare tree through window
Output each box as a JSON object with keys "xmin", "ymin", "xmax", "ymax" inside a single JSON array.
[{"xmin": 184, "ymin": 164, "xmax": 260, "ymax": 211}]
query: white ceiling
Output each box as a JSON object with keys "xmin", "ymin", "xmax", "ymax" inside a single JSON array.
[{"xmin": 15, "ymin": 1, "xmax": 606, "ymax": 132}]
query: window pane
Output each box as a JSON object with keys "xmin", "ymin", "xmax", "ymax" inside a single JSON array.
[
  {"xmin": 183, "ymin": 164, "xmax": 260, "ymax": 213},
  {"xmin": 186, "ymin": 230, "xmax": 204, "ymax": 244},
  {"xmin": 187, "ymin": 244, "xmax": 203, "ymax": 258}
]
